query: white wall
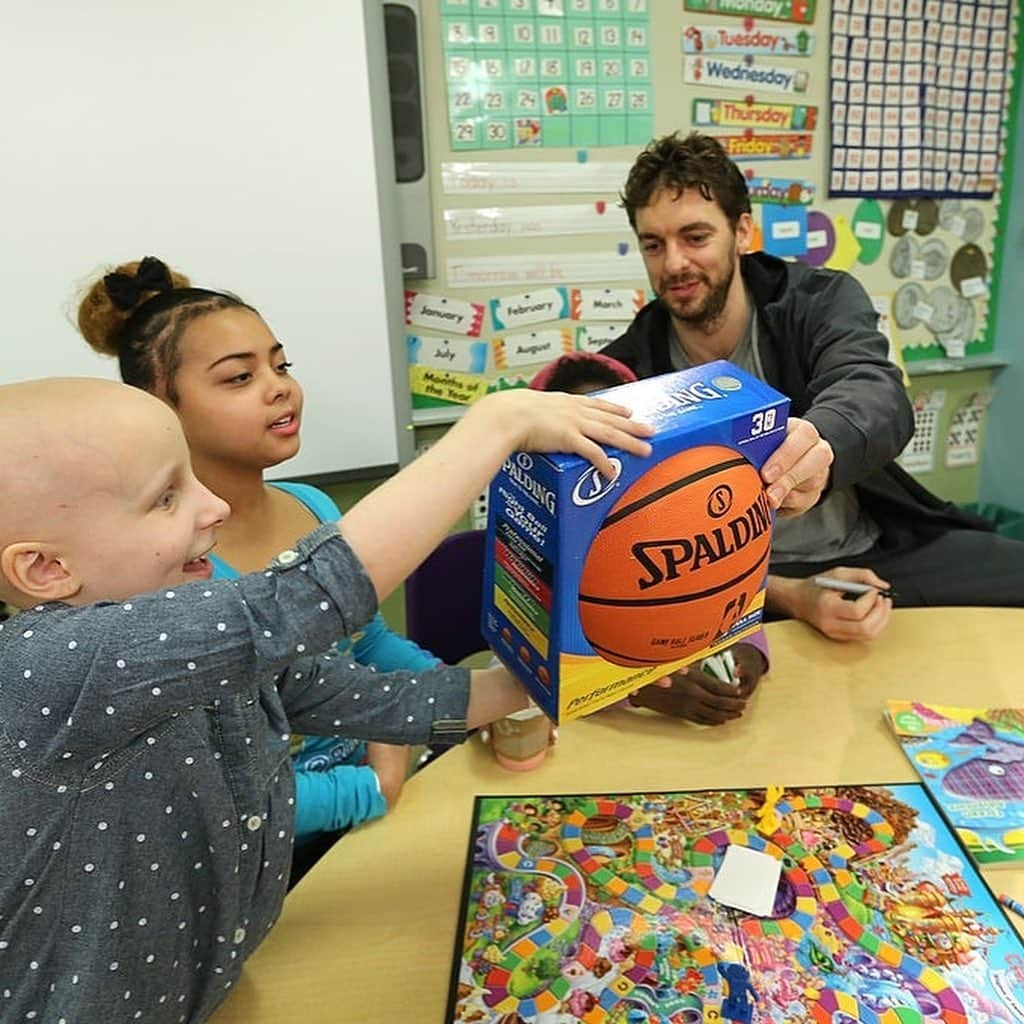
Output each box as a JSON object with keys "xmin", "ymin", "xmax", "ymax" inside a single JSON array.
[{"xmin": 1, "ymin": 0, "xmax": 410, "ymax": 478}]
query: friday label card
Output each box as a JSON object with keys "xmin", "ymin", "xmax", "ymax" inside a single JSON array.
[
  {"xmin": 715, "ymin": 132, "xmax": 813, "ymax": 160},
  {"xmin": 404, "ymin": 291, "xmax": 485, "ymax": 337}
]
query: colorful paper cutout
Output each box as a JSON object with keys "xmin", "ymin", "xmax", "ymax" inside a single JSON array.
[
  {"xmin": 824, "ymin": 214, "xmax": 861, "ymax": 271},
  {"xmin": 851, "ymin": 199, "xmax": 885, "ymax": 265},
  {"xmin": 950, "ymin": 244, "xmax": 989, "ymax": 298},
  {"xmin": 747, "ymin": 219, "xmax": 764, "ymax": 254},
  {"xmin": 761, "ymin": 203, "xmax": 808, "ymax": 258},
  {"xmin": 887, "ymin": 198, "xmax": 939, "ymax": 237},
  {"xmin": 802, "ymin": 210, "xmax": 835, "ymax": 267}
]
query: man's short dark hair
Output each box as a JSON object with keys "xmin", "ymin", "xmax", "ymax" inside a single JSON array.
[{"xmin": 620, "ymin": 131, "xmax": 752, "ymax": 230}]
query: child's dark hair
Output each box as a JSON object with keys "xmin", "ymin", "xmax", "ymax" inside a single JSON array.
[
  {"xmin": 529, "ymin": 352, "xmax": 637, "ymax": 394},
  {"xmin": 78, "ymin": 256, "xmax": 257, "ymax": 404},
  {"xmin": 619, "ymin": 131, "xmax": 751, "ymax": 230}
]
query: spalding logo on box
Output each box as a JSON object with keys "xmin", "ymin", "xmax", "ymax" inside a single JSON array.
[{"xmin": 482, "ymin": 360, "xmax": 790, "ymax": 723}]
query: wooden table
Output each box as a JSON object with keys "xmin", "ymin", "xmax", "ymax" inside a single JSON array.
[{"xmin": 211, "ymin": 608, "xmax": 1024, "ymax": 1022}]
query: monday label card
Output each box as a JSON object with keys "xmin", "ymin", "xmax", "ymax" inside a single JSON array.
[{"xmin": 683, "ymin": 0, "xmax": 816, "ymax": 24}]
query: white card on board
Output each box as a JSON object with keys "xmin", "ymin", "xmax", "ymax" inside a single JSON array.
[{"xmin": 708, "ymin": 844, "xmax": 782, "ymax": 918}]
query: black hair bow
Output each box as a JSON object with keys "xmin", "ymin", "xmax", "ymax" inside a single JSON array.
[{"xmin": 103, "ymin": 256, "xmax": 173, "ymax": 311}]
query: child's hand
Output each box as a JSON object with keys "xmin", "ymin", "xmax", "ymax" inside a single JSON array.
[
  {"xmin": 630, "ymin": 670, "xmax": 747, "ymax": 726},
  {"xmin": 483, "ymin": 390, "xmax": 653, "ymax": 480},
  {"xmin": 367, "ymin": 743, "xmax": 410, "ymax": 810},
  {"xmin": 772, "ymin": 567, "xmax": 892, "ymax": 641},
  {"xmin": 727, "ymin": 642, "xmax": 768, "ymax": 699}
]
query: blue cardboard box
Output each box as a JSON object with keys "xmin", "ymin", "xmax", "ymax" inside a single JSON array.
[{"xmin": 482, "ymin": 360, "xmax": 790, "ymax": 722}]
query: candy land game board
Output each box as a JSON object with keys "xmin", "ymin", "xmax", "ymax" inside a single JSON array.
[
  {"xmin": 887, "ymin": 701, "xmax": 1024, "ymax": 867},
  {"xmin": 446, "ymin": 784, "xmax": 1024, "ymax": 1023}
]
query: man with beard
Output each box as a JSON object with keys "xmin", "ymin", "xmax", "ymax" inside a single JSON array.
[{"xmin": 601, "ymin": 132, "xmax": 1023, "ymax": 723}]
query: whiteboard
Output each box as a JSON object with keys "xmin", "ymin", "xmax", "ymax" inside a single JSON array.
[{"xmin": 0, "ymin": 0, "xmax": 409, "ymax": 478}]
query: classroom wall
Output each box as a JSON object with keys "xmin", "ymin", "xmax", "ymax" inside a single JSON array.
[
  {"xmin": 403, "ymin": 1, "xmax": 1018, "ymax": 507},
  {"xmin": 979, "ymin": 95, "xmax": 1024, "ymax": 514}
]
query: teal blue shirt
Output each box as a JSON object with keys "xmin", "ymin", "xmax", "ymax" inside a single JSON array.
[{"xmin": 209, "ymin": 482, "xmax": 439, "ymax": 840}]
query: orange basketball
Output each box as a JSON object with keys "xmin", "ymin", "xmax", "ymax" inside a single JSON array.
[{"xmin": 578, "ymin": 444, "xmax": 772, "ymax": 667}]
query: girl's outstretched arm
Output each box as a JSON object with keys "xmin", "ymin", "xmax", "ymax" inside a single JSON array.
[{"xmin": 340, "ymin": 389, "xmax": 652, "ymax": 601}]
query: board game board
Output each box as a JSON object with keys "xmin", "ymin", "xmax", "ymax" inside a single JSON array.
[
  {"xmin": 447, "ymin": 784, "xmax": 1024, "ymax": 1023},
  {"xmin": 888, "ymin": 701, "xmax": 1024, "ymax": 867}
]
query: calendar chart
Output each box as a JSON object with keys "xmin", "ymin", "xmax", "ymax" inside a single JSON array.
[{"xmin": 442, "ymin": 0, "xmax": 654, "ymax": 151}]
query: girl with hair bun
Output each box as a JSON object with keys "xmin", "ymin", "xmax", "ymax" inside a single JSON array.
[{"xmin": 78, "ymin": 257, "xmax": 437, "ymax": 868}]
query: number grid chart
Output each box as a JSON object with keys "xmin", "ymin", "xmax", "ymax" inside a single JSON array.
[
  {"xmin": 829, "ymin": 0, "xmax": 1015, "ymax": 198},
  {"xmin": 441, "ymin": 0, "xmax": 654, "ymax": 151}
]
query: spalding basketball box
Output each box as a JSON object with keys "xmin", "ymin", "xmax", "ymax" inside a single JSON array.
[{"xmin": 482, "ymin": 360, "xmax": 789, "ymax": 723}]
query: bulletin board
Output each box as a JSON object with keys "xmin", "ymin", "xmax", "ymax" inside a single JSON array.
[{"xmin": 409, "ymin": 0, "xmax": 1021, "ymax": 422}]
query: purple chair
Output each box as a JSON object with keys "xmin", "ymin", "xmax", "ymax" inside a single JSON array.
[{"xmin": 404, "ymin": 529, "xmax": 489, "ymax": 666}]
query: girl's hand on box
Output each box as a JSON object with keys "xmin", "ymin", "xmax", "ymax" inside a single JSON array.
[{"xmin": 484, "ymin": 390, "xmax": 653, "ymax": 480}]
